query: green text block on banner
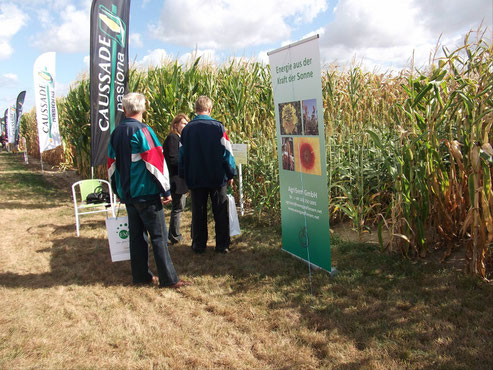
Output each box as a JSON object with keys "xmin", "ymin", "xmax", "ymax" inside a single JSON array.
[{"xmin": 268, "ymin": 35, "xmax": 332, "ymax": 272}]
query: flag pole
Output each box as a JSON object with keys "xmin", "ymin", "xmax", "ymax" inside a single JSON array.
[
  {"xmin": 40, "ymin": 151, "xmax": 44, "ymax": 175},
  {"xmin": 23, "ymin": 137, "xmax": 28, "ymax": 164}
]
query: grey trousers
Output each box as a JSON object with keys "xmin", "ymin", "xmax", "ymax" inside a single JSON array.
[{"xmin": 168, "ymin": 191, "xmax": 187, "ymax": 243}]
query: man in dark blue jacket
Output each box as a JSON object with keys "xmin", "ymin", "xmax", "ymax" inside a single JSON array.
[
  {"xmin": 179, "ymin": 96, "xmax": 237, "ymax": 253},
  {"xmin": 108, "ymin": 92, "xmax": 189, "ymax": 288}
]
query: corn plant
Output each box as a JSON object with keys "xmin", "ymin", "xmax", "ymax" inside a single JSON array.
[{"xmin": 20, "ymin": 29, "xmax": 491, "ymax": 277}]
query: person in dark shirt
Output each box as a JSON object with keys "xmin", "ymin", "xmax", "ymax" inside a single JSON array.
[
  {"xmin": 179, "ymin": 96, "xmax": 237, "ymax": 254},
  {"xmin": 163, "ymin": 113, "xmax": 189, "ymax": 245}
]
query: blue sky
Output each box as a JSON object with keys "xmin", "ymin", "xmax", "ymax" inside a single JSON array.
[{"xmin": 0, "ymin": 0, "xmax": 491, "ymax": 113}]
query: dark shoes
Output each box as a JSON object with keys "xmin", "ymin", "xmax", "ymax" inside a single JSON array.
[
  {"xmin": 191, "ymin": 244, "xmax": 206, "ymax": 254},
  {"xmin": 135, "ymin": 277, "xmax": 192, "ymax": 289},
  {"xmin": 168, "ymin": 237, "xmax": 182, "ymax": 246},
  {"xmin": 215, "ymin": 244, "xmax": 230, "ymax": 254},
  {"xmin": 167, "ymin": 280, "xmax": 192, "ymax": 289},
  {"xmin": 191, "ymin": 245, "xmax": 230, "ymax": 254},
  {"xmin": 134, "ymin": 276, "xmax": 159, "ymax": 286}
]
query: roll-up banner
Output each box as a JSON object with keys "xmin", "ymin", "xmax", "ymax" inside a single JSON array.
[
  {"xmin": 15, "ymin": 91, "xmax": 26, "ymax": 144},
  {"xmin": 268, "ymin": 35, "xmax": 332, "ymax": 272},
  {"xmin": 33, "ymin": 52, "xmax": 62, "ymax": 153},
  {"xmin": 7, "ymin": 105, "xmax": 15, "ymax": 144},
  {"xmin": 90, "ymin": 0, "xmax": 130, "ymax": 166},
  {"xmin": 3, "ymin": 109, "xmax": 7, "ymax": 138}
]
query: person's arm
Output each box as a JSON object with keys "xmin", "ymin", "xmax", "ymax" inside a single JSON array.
[
  {"xmin": 164, "ymin": 134, "xmax": 179, "ymax": 167},
  {"xmin": 220, "ymin": 127, "xmax": 237, "ymax": 180},
  {"xmin": 107, "ymin": 135, "xmax": 119, "ymax": 197},
  {"xmin": 178, "ymin": 131, "xmax": 186, "ymax": 179},
  {"xmin": 161, "ymin": 195, "xmax": 172, "ymax": 205}
]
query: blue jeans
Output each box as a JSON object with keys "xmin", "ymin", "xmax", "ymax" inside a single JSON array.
[{"xmin": 126, "ymin": 199, "xmax": 179, "ymax": 287}]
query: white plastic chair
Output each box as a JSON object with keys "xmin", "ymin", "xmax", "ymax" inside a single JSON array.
[{"xmin": 72, "ymin": 179, "xmax": 116, "ymax": 237}]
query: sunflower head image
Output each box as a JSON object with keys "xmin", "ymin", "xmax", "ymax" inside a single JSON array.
[
  {"xmin": 281, "ymin": 103, "xmax": 298, "ymax": 134},
  {"xmin": 294, "ymin": 137, "xmax": 322, "ymax": 175}
]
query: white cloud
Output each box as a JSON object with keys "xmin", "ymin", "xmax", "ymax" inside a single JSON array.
[
  {"xmin": 55, "ymin": 81, "xmax": 70, "ymax": 98},
  {"xmin": 37, "ymin": 9, "xmax": 53, "ymax": 28},
  {"xmin": 0, "ymin": 73, "xmax": 18, "ymax": 87},
  {"xmin": 150, "ymin": 0, "xmax": 328, "ymax": 50},
  {"xmin": 414, "ymin": 0, "xmax": 492, "ymax": 37},
  {"xmin": 302, "ymin": 27, "xmax": 325, "ymax": 41},
  {"xmin": 178, "ymin": 49, "xmax": 219, "ymax": 66},
  {"xmin": 136, "ymin": 49, "xmax": 172, "ymax": 68},
  {"xmin": 0, "ymin": 3, "xmax": 28, "ymax": 60},
  {"xmin": 319, "ymin": 0, "xmax": 491, "ymax": 69},
  {"xmin": 130, "ymin": 33, "xmax": 144, "ymax": 48},
  {"xmin": 32, "ymin": 4, "xmax": 90, "ymax": 53},
  {"xmin": 83, "ymin": 55, "xmax": 90, "ymax": 70},
  {"xmin": 324, "ymin": 0, "xmax": 426, "ymax": 49},
  {"xmin": 257, "ymin": 51, "xmax": 269, "ymax": 65},
  {"xmin": 0, "ymin": 41, "xmax": 13, "ymax": 61}
]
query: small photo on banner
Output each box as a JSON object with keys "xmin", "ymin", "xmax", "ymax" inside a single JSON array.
[
  {"xmin": 302, "ymin": 98, "xmax": 319, "ymax": 135},
  {"xmin": 281, "ymin": 137, "xmax": 295, "ymax": 171},
  {"xmin": 279, "ymin": 101, "xmax": 302, "ymax": 135},
  {"xmin": 294, "ymin": 136, "xmax": 322, "ymax": 176}
]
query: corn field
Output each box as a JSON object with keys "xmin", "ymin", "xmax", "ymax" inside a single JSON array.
[{"xmin": 21, "ymin": 30, "xmax": 492, "ymax": 278}]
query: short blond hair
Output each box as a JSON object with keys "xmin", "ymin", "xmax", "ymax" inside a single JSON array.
[
  {"xmin": 195, "ymin": 95, "xmax": 212, "ymax": 113},
  {"xmin": 122, "ymin": 92, "xmax": 146, "ymax": 115}
]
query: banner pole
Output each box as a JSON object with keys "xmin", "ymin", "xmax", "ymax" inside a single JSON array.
[
  {"xmin": 297, "ymin": 141, "xmax": 313, "ymax": 295},
  {"xmin": 91, "ymin": 166, "xmax": 94, "ymax": 179},
  {"xmin": 239, "ymin": 163, "xmax": 244, "ymax": 216},
  {"xmin": 22, "ymin": 137, "xmax": 28, "ymax": 164},
  {"xmin": 40, "ymin": 151, "xmax": 44, "ymax": 175}
]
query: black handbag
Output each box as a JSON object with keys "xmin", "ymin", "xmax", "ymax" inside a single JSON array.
[{"xmin": 86, "ymin": 185, "xmax": 111, "ymax": 204}]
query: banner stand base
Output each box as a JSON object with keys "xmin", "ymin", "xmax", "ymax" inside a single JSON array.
[{"xmin": 282, "ymin": 248, "xmax": 337, "ymax": 276}]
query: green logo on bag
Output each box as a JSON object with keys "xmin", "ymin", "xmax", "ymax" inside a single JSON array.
[{"xmin": 116, "ymin": 223, "xmax": 128, "ymax": 239}]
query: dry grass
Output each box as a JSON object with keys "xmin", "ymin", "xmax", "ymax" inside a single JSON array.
[{"xmin": 0, "ymin": 152, "xmax": 492, "ymax": 369}]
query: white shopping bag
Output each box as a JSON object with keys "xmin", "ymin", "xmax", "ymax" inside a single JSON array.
[
  {"xmin": 105, "ymin": 216, "xmax": 131, "ymax": 262},
  {"xmin": 227, "ymin": 194, "xmax": 241, "ymax": 236}
]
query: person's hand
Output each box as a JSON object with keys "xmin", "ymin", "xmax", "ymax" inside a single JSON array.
[
  {"xmin": 228, "ymin": 178, "xmax": 234, "ymax": 187},
  {"xmin": 161, "ymin": 195, "xmax": 172, "ymax": 205}
]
